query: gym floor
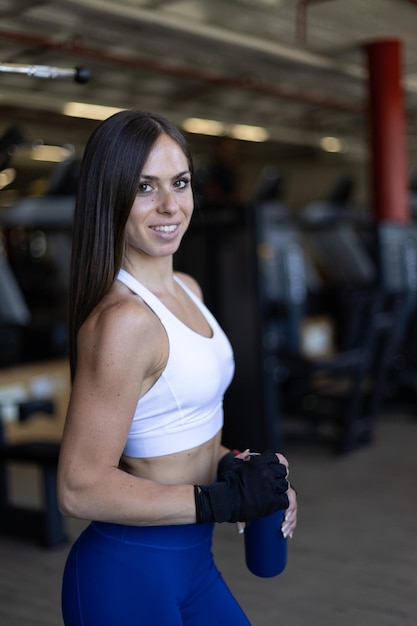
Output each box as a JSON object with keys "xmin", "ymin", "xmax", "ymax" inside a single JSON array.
[{"xmin": 0, "ymin": 410, "xmax": 416, "ymax": 626}]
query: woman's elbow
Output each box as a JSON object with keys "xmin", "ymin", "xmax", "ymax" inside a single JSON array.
[
  {"xmin": 57, "ymin": 469, "xmax": 91, "ymax": 519},
  {"xmin": 57, "ymin": 479, "xmax": 80, "ymax": 518}
]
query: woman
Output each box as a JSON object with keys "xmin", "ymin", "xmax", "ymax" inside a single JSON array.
[{"xmin": 57, "ymin": 109, "xmax": 297, "ymax": 625}]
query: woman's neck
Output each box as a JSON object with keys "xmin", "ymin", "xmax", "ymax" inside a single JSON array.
[{"xmin": 122, "ymin": 255, "xmax": 176, "ymax": 296}]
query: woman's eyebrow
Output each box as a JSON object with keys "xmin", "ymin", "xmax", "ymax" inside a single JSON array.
[{"xmin": 139, "ymin": 170, "xmax": 191, "ymax": 182}]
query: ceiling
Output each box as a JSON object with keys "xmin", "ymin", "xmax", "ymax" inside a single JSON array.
[{"xmin": 1, "ymin": 0, "xmax": 417, "ymax": 200}]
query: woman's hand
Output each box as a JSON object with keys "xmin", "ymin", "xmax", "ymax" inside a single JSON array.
[
  {"xmin": 271, "ymin": 452, "xmax": 297, "ymax": 538},
  {"xmin": 281, "ymin": 485, "xmax": 297, "ymax": 538},
  {"xmin": 234, "ymin": 449, "xmax": 296, "ymax": 536}
]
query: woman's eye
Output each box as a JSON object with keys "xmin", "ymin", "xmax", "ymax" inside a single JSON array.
[
  {"xmin": 175, "ymin": 178, "xmax": 191, "ymax": 190},
  {"xmin": 138, "ymin": 182, "xmax": 152, "ymax": 193}
]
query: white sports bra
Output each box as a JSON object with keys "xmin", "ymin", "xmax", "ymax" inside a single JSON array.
[{"xmin": 117, "ymin": 269, "xmax": 235, "ymax": 458}]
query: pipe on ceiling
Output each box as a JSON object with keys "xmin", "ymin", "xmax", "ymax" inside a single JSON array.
[
  {"xmin": 296, "ymin": 0, "xmax": 336, "ymax": 45},
  {"xmin": 65, "ymin": 0, "xmax": 364, "ymax": 79},
  {"xmin": 0, "ymin": 28, "xmax": 363, "ymax": 114}
]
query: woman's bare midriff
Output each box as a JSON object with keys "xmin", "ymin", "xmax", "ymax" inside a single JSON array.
[{"xmin": 119, "ymin": 430, "xmax": 222, "ymax": 486}]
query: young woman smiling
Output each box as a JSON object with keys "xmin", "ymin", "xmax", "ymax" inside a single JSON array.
[{"xmin": 57, "ymin": 109, "xmax": 297, "ymax": 626}]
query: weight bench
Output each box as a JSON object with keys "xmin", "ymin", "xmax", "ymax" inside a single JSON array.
[{"xmin": 0, "ymin": 398, "xmax": 68, "ymax": 547}]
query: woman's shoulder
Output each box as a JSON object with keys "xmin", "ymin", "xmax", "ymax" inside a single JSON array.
[
  {"xmin": 76, "ymin": 287, "xmax": 168, "ymax": 382},
  {"xmin": 79, "ymin": 286, "xmax": 165, "ymax": 351}
]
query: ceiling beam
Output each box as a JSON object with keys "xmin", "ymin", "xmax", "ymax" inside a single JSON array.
[{"xmin": 0, "ymin": 28, "xmax": 363, "ymax": 114}]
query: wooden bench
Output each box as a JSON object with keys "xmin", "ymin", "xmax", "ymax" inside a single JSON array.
[{"xmin": 0, "ymin": 399, "xmax": 68, "ymax": 547}]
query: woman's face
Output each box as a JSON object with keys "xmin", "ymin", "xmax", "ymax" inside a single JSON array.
[{"xmin": 125, "ymin": 133, "xmax": 193, "ymax": 261}]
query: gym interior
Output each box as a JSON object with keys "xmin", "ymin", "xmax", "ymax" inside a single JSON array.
[{"xmin": 0, "ymin": 2, "xmax": 416, "ymax": 625}]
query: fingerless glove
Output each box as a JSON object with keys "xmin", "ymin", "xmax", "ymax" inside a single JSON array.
[
  {"xmin": 195, "ymin": 450, "xmax": 289, "ymax": 524},
  {"xmin": 217, "ymin": 450, "xmax": 242, "ymax": 477}
]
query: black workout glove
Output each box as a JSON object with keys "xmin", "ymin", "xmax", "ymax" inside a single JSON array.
[
  {"xmin": 195, "ymin": 450, "xmax": 289, "ymax": 524},
  {"xmin": 217, "ymin": 450, "xmax": 242, "ymax": 477}
]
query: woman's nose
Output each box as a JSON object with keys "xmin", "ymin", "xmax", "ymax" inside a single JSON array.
[{"xmin": 158, "ymin": 188, "xmax": 178, "ymax": 213}]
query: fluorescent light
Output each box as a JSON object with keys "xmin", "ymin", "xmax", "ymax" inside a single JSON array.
[
  {"xmin": 31, "ymin": 145, "xmax": 73, "ymax": 162},
  {"xmin": 320, "ymin": 136, "xmax": 343, "ymax": 153},
  {"xmin": 0, "ymin": 167, "xmax": 16, "ymax": 189},
  {"xmin": 63, "ymin": 101, "xmax": 125, "ymax": 120},
  {"xmin": 182, "ymin": 117, "xmax": 268, "ymax": 141},
  {"xmin": 182, "ymin": 117, "xmax": 226, "ymax": 136},
  {"xmin": 229, "ymin": 124, "xmax": 269, "ymax": 142}
]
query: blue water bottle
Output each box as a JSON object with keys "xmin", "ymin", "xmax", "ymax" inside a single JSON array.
[{"xmin": 244, "ymin": 509, "xmax": 287, "ymax": 578}]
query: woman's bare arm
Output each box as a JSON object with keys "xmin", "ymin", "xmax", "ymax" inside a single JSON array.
[{"xmin": 57, "ymin": 295, "xmax": 197, "ymax": 526}]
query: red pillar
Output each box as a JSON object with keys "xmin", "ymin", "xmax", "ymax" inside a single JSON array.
[{"xmin": 365, "ymin": 39, "xmax": 410, "ymax": 223}]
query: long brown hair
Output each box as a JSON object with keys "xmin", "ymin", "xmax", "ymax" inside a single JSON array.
[{"xmin": 68, "ymin": 110, "xmax": 193, "ymax": 380}]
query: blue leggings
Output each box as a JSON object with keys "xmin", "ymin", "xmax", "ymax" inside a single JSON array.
[{"xmin": 62, "ymin": 521, "xmax": 251, "ymax": 625}]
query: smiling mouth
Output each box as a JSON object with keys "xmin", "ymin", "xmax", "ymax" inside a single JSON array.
[{"xmin": 152, "ymin": 225, "xmax": 178, "ymax": 233}]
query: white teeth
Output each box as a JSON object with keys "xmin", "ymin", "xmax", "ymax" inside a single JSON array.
[{"xmin": 153, "ymin": 225, "xmax": 177, "ymax": 233}]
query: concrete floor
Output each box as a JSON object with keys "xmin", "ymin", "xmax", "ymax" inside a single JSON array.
[{"xmin": 1, "ymin": 411, "xmax": 416, "ymax": 626}]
